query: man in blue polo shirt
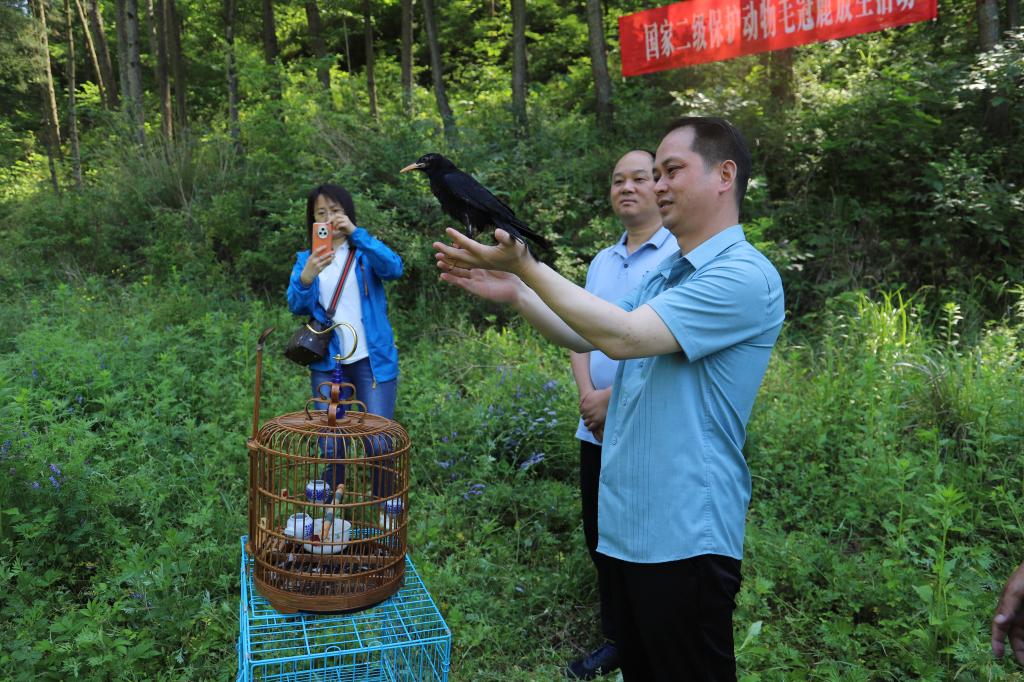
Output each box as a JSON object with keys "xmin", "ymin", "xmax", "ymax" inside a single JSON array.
[
  {"xmin": 567, "ymin": 149, "xmax": 678, "ymax": 680},
  {"xmin": 433, "ymin": 117, "xmax": 784, "ymax": 680}
]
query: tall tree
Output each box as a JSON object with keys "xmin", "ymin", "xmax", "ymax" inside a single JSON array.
[
  {"xmin": 166, "ymin": 0, "xmax": 185, "ymax": 131},
  {"xmin": 147, "ymin": 0, "xmax": 173, "ymax": 139},
  {"xmin": 1009, "ymin": 0, "xmax": 1020, "ymax": 28},
  {"xmin": 224, "ymin": 0, "xmax": 242, "ymax": 152},
  {"xmin": 977, "ymin": 0, "xmax": 1000, "ymax": 51},
  {"xmin": 304, "ymin": 0, "xmax": 330, "ymax": 91},
  {"xmin": 400, "ymin": 0, "xmax": 413, "ymax": 114},
  {"xmin": 33, "ymin": 0, "xmax": 62, "ymax": 152},
  {"xmin": 116, "ymin": 0, "xmax": 145, "ymax": 143},
  {"xmin": 510, "ymin": 0, "xmax": 527, "ymax": 130},
  {"xmin": 421, "ymin": 0, "xmax": 455, "ymax": 141},
  {"xmin": 86, "ymin": 0, "xmax": 118, "ymax": 108},
  {"xmin": 64, "ymin": 0, "xmax": 83, "ymax": 188},
  {"xmin": 584, "ymin": 0, "xmax": 612, "ymax": 129},
  {"xmin": 261, "ymin": 0, "xmax": 279, "ymax": 63},
  {"xmin": 363, "ymin": 0, "xmax": 378, "ymax": 119},
  {"xmin": 74, "ymin": 0, "xmax": 107, "ymax": 107},
  {"xmin": 32, "ymin": 0, "xmax": 61, "ymax": 193}
]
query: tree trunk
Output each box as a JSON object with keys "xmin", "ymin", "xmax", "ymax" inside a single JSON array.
[
  {"xmin": 1009, "ymin": 0, "xmax": 1020, "ymax": 28},
  {"xmin": 64, "ymin": 0, "xmax": 83, "ymax": 188},
  {"xmin": 88, "ymin": 0, "xmax": 118, "ymax": 108},
  {"xmin": 166, "ymin": 0, "xmax": 186, "ymax": 132},
  {"xmin": 584, "ymin": 0, "xmax": 612, "ymax": 129},
  {"xmin": 401, "ymin": 0, "xmax": 413, "ymax": 114},
  {"xmin": 119, "ymin": 0, "xmax": 145, "ymax": 143},
  {"xmin": 363, "ymin": 0, "xmax": 378, "ymax": 119},
  {"xmin": 148, "ymin": 0, "xmax": 173, "ymax": 139},
  {"xmin": 768, "ymin": 48, "xmax": 795, "ymax": 109},
  {"xmin": 976, "ymin": 0, "xmax": 1000, "ymax": 50},
  {"xmin": 342, "ymin": 16, "xmax": 351, "ymax": 71},
  {"xmin": 115, "ymin": 0, "xmax": 129, "ymax": 110},
  {"xmin": 421, "ymin": 0, "xmax": 456, "ymax": 142},
  {"xmin": 75, "ymin": 0, "xmax": 107, "ymax": 107},
  {"xmin": 262, "ymin": 0, "xmax": 279, "ymax": 63},
  {"xmin": 224, "ymin": 0, "xmax": 242, "ymax": 153},
  {"xmin": 305, "ymin": 0, "xmax": 331, "ymax": 91},
  {"xmin": 511, "ymin": 0, "xmax": 527, "ymax": 130},
  {"xmin": 34, "ymin": 0, "xmax": 63, "ymax": 153}
]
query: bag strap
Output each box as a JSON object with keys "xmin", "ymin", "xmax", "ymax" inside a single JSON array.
[{"xmin": 325, "ymin": 247, "xmax": 357, "ymax": 317}]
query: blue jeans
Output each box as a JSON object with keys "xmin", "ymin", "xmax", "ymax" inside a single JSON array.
[{"xmin": 310, "ymin": 358, "xmax": 398, "ymax": 498}]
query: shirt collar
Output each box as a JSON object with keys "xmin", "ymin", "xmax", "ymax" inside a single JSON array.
[
  {"xmin": 655, "ymin": 224, "xmax": 746, "ymax": 277},
  {"xmin": 613, "ymin": 226, "xmax": 673, "ymax": 256}
]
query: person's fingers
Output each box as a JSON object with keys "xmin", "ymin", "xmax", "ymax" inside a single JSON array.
[{"xmin": 994, "ymin": 612, "xmax": 1011, "ymax": 657}]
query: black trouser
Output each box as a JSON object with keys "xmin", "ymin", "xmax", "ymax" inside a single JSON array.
[
  {"xmin": 579, "ymin": 440, "xmax": 617, "ymax": 642},
  {"xmin": 602, "ymin": 552, "xmax": 742, "ymax": 681}
]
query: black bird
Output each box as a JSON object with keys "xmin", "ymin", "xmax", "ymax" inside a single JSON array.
[{"xmin": 400, "ymin": 153, "xmax": 551, "ymax": 251}]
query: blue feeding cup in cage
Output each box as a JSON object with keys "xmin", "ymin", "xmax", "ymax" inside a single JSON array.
[{"xmin": 305, "ymin": 479, "xmax": 331, "ymax": 502}]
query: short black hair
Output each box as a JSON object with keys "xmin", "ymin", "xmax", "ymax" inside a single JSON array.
[
  {"xmin": 306, "ymin": 184, "xmax": 357, "ymax": 248},
  {"xmin": 663, "ymin": 117, "xmax": 751, "ymax": 211}
]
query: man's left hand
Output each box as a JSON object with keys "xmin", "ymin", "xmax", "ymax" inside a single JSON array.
[{"xmin": 993, "ymin": 560, "xmax": 1024, "ymax": 665}]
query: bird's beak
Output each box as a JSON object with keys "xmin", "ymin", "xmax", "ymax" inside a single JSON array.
[{"xmin": 399, "ymin": 163, "xmax": 422, "ymax": 174}]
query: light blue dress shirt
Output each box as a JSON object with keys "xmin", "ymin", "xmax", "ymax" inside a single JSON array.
[
  {"xmin": 596, "ymin": 225, "xmax": 784, "ymax": 563},
  {"xmin": 575, "ymin": 227, "xmax": 679, "ymax": 445}
]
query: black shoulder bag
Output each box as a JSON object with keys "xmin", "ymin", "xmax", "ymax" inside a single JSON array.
[{"xmin": 284, "ymin": 248, "xmax": 357, "ymax": 366}]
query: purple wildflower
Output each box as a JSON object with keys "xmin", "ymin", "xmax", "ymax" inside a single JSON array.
[
  {"xmin": 441, "ymin": 435, "xmax": 448, "ymax": 443},
  {"xmin": 49, "ymin": 463, "xmax": 62, "ymax": 477},
  {"xmin": 1, "ymin": 440, "xmax": 10, "ymax": 456},
  {"xmin": 519, "ymin": 453, "xmax": 545, "ymax": 470},
  {"xmin": 49, "ymin": 476, "xmax": 61, "ymax": 490},
  {"xmin": 31, "ymin": 481, "xmax": 40, "ymax": 489},
  {"xmin": 462, "ymin": 483, "xmax": 486, "ymax": 500},
  {"xmin": 542, "ymin": 380, "xmax": 558, "ymax": 392},
  {"xmin": 437, "ymin": 460, "xmax": 452, "ymax": 469},
  {"xmin": 31, "ymin": 369, "xmax": 39, "ymax": 380}
]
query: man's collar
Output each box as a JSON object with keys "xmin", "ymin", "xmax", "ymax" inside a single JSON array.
[
  {"xmin": 656, "ymin": 224, "xmax": 746, "ymax": 275},
  {"xmin": 616, "ymin": 225, "xmax": 673, "ymax": 252}
]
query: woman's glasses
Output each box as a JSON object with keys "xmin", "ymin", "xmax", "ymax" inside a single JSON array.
[{"xmin": 314, "ymin": 208, "xmax": 346, "ymax": 220}]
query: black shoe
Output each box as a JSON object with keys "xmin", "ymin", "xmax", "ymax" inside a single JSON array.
[{"xmin": 565, "ymin": 642, "xmax": 621, "ymax": 680}]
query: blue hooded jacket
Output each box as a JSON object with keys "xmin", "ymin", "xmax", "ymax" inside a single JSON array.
[{"xmin": 287, "ymin": 227, "xmax": 403, "ymax": 381}]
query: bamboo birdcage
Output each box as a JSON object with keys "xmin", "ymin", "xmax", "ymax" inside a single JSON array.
[{"xmin": 246, "ymin": 327, "xmax": 410, "ymax": 613}]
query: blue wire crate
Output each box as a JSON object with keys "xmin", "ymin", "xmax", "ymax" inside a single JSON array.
[{"xmin": 237, "ymin": 536, "xmax": 451, "ymax": 682}]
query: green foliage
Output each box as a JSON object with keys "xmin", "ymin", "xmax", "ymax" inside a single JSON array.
[{"xmin": 1, "ymin": 281, "xmax": 1022, "ymax": 679}]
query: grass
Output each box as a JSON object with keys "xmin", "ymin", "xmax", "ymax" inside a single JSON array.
[{"xmin": 0, "ymin": 276, "xmax": 1022, "ymax": 680}]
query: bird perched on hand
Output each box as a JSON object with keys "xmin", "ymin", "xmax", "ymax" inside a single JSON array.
[{"xmin": 400, "ymin": 153, "xmax": 551, "ymax": 251}]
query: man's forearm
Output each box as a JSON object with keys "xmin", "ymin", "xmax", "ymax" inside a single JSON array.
[
  {"xmin": 570, "ymin": 351, "xmax": 593, "ymax": 395},
  {"xmin": 518, "ymin": 258, "xmax": 647, "ymax": 358},
  {"xmin": 512, "ymin": 281, "xmax": 594, "ymax": 352}
]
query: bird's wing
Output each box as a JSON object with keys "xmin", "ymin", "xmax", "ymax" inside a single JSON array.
[{"xmin": 442, "ymin": 170, "xmax": 517, "ymax": 221}]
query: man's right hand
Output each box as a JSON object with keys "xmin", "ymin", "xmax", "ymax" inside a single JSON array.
[
  {"xmin": 437, "ymin": 261, "xmax": 523, "ymax": 305},
  {"xmin": 993, "ymin": 560, "xmax": 1024, "ymax": 665},
  {"xmin": 580, "ymin": 387, "xmax": 611, "ymax": 437}
]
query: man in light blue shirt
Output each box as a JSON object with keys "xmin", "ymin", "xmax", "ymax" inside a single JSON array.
[
  {"xmin": 434, "ymin": 117, "xmax": 784, "ymax": 680},
  {"xmin": 567, "ymin": 149, "xmax": 678, "ymax": 680}
]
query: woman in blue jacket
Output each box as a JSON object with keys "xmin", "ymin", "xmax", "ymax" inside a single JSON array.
[
  {"xmin": 287, "ymin": 184, "xmax": 403, "ymax": 496},
  {"xmin": 287, "ymin": 183, "xmax": 403, "ymax": 419}
]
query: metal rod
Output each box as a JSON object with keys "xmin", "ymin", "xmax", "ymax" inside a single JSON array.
[{"xmin": 251, "ymin": 327, "xmax": 275, "ymax": 440}]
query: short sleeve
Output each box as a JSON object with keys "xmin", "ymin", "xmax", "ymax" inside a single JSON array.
[{"xmin": 645, "ymin": 260, "xmax": 771, "ymax": 361}]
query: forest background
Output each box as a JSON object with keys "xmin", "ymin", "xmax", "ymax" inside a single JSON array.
[{"xmin": 0, "ymin": 0, "xmax": 1022, "ymax": 678}]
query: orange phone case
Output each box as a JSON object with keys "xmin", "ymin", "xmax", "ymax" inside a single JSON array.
[{"xmin": 312, "ymin": 222, "xmax": 334, "ymax": 255}]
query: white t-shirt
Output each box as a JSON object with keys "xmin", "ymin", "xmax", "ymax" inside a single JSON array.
[{"xmin": 317, "ymin": 242, "xmax": 369, "ymax": 364}]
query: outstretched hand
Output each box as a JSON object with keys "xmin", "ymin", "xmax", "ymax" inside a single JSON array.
[
  {"xmin": 993, "ymin": 561, "xmax": 1024, "ymax": 665},
  {"xmin": 435, "ymin": 254, "xmax": 523, "ymax": 305},
  {"xmin": 433, "ymin": 227, "xmax": 533, "ymax": 275}
]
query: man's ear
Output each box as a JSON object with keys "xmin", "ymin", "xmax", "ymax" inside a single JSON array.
[{"xmin": 719, "ymin": 160, "xmax": 737, "ymax": 196}]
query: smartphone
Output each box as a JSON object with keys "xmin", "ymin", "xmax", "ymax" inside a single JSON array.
[{"xmin": 312, "ymin": 221, "xmax": 334, "ymax": 256}]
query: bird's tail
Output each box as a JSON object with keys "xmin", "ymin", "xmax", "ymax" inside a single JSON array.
[{"xmin": 496, "ymin": 215, "xmax": 552, "ymax": 251}]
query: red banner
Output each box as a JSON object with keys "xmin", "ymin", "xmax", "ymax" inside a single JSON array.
[{"xmin": 619, "ymin": 0, "xmax": 936, "ymax": 76}]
